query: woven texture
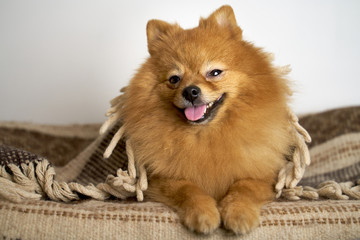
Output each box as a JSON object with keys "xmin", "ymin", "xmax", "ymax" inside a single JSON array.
[
  {"xmin": 1, "ymin": 106, "xmax": 360, "ymax": 239},
  {"xmin": 299, "ymin": 107, "xmax": 360, "ymax": 186}
]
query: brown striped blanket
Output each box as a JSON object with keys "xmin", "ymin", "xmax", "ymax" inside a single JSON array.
[{"xmin": 0, "ymin": 106, "xmax": 359, "ymax": 239}]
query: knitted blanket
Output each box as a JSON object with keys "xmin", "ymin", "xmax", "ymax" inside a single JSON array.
[{"xmin": 0, "ymin": 106, "xmax": 360, "ymax": 239}]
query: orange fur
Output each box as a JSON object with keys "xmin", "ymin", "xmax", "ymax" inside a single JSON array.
[{"xmin": 122, "ymin": 5, "xmax": 293, "ymax": 234}]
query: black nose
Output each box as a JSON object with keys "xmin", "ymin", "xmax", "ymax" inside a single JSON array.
[{"xmin": 182, "ymin": 85, "xmax": 201, "ymax": 103}]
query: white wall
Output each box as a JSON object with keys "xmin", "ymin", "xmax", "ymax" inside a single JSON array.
[{"xmin": 1, "ymin": 0, "xmax": 359, "ymax": 124}]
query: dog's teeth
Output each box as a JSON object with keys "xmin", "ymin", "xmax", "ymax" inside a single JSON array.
[{"xmin": 207, "ymin": 102, "xmax": 214, "ymax": 108}]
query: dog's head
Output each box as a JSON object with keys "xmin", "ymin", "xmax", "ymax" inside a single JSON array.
[{"xmin": 137, "ymin": 5, "xmax": 283, "ymax": 126}]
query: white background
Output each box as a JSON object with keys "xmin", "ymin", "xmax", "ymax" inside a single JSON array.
[{"xmin": 1, "ymin": 0, "xmax": 359, "ymax": 124}]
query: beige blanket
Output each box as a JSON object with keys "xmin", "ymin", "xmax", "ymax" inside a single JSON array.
[{"xmin": 0, "ymin": 106, "xmax": 359, "ymax": 239}]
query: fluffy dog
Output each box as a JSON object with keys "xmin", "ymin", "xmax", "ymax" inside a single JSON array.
[{"xmin": 121, "ymin": 5, "xmax": 293, "ymax": 234}]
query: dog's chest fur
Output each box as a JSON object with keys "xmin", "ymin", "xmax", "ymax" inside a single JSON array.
[{"xmin": 134, "ymin": 123, "xmax": 285, "ymax": 201}]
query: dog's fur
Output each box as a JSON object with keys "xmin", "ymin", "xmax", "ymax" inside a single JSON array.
[{"xmin": 122, "ymin": 5, "xmax": 293, "ymax": 234}]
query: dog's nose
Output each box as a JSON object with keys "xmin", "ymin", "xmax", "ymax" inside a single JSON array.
[{"xmin": 182, "ymin": 85, "xmax": 201, "ymax": 103}]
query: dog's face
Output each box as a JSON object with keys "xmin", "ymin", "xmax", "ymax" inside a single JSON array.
[
  {"xmin": 155, "ymin": 44, "xmax": 234, "ymax": 125},
  {"xmin": 145, "ymin": 8, "xmax": 245, "ymax": 125}
]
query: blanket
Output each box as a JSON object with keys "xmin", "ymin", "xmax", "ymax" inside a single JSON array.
[{"xmin": 0, "ymin": 106, "xmax": 360, "ymax": 239}]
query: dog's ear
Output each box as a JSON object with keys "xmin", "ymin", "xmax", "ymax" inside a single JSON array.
[
  {"xmin": 146, "ymin": 20, "xmax": 181, "ymax": 55},
  {"xmin": 199, "ymin": 5, "xmax": 242, "ymax": 38}
]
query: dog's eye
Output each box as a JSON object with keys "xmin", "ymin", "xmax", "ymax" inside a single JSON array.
[
  {"xmin": 208, "ymin": 69, "xmax": 223, "ymax": 77},
  {"xmin": 168, "ymin": 75, "xmax": 181, "ymax": 85}
]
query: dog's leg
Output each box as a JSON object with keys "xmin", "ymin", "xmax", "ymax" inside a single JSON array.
[
  {"xmin": 219, "ymin": 178, "xmax": 274, "ymax": 234},
  {"xmin": 146, "ymin": 177, "xmax": 220, "ymax": 234}
]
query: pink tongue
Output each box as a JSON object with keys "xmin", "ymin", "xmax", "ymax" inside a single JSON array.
[{"xmin": 184, "ymin": 104, "xmax": 207, "ymax": 121}]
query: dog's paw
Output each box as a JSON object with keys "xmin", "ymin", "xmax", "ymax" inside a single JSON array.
[
  {"xmin": 181, "ymin": 203, "xmax": 221, "ymax": 234},
  {"xmin": 220, "ymin": 202, "xmax": 260, "ymax": 235}
]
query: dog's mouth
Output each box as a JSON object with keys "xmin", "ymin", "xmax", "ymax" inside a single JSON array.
[{"xmin": 181, "ymin": 93, "xmax": 226, "ymax": 124}]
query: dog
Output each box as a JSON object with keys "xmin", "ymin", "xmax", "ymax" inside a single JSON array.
[{"xmin": 121, "ymin": 5, "xmax": 293, "ymax": 234}]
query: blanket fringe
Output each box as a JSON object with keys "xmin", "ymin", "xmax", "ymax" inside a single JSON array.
[
  {"xmin": 0, "ymin": 137, "xmax": 147, "ymax": 203},
  {"xmin": 280, "ymin": 180, "xmax": 360, "ymax": 200},
  {"xmin": 275, "ymin": 108, "xmax": 312, "ymax": 198}
]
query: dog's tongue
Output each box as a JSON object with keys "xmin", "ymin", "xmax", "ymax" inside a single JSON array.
[{"xmin": 184, "ymin": 104, "xmax": 207, "ymax": 121}]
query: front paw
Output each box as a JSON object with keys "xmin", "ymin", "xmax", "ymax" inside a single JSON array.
[
  {"xmin": 181, "ymin": 202, "xmax": 221, "ymax": 234},
  {"xmin": 220, "ymin": 202, "xmax": 260, "ymax": 235}
]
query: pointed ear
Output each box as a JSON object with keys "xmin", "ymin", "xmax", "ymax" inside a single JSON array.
[
  {"xmin": 146, "ymin": 20, "xmax": 181, "ymax": 55},
  {"xmin": 199, "ymin": 5, "xmax": 242, "ymax": 37}
]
